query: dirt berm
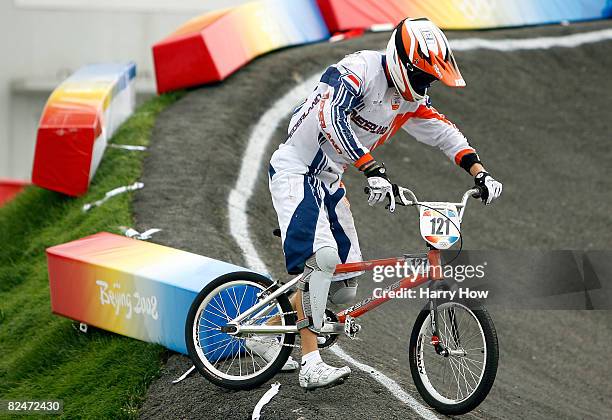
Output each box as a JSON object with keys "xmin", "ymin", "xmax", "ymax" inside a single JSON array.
[{"xmin": 135, "ymin": 21, "xmax": 612, "ymax": 419}]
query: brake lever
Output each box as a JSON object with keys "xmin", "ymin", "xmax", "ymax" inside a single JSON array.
[
  {"xmin": 392, "ymin": 184, "xmax": 410, "ymax": 206},
  {"xmin": 385, "ymin": 195, "xmax": 395, "ymax": 212},
  {"xmin": 471, "ymin": 186, "xmax": 484, "ymax": 199}
]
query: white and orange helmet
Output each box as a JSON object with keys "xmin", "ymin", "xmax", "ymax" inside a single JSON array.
[{"xmin": 386, "ymin": 18, "xmax": 465, "ymax": 101}]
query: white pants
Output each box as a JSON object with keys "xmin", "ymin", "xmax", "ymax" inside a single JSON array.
[{"xmin": 269, "ymin": 168, "xmax": 362, "ymax": 279}]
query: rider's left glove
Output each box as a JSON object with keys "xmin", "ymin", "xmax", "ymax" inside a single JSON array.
[
  {"xmin": 474, "ymin": 171, "xmax": 503, "ymax": 205},
  {"xmin": 364, "ymin": 163, "xmax": 396, "ymax": 213}
]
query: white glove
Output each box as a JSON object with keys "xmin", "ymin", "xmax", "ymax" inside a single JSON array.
[
  {"xmin": 474, "ymin": 171, "xmax": 502, "ymax": 205},
  {"xmin": 364, "ymin": 164, "xmax": 396, "ymax": 212}
]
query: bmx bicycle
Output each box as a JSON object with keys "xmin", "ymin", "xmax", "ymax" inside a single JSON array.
[{"xmin": 185, "ymin": 186, "xmax": 498, "ymax": 415}]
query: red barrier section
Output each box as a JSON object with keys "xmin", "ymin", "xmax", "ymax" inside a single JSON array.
[
  {"xmin": 152, "ymin": 0, "xmax": 330, "ymax": 93},
  {"xmin": 152, "ymin": 10, "xmax": 241, "ymax": 94},
  {"xmin": 33, "ymin": 112, "xmax": 102, "ymax": 197},
  {"xmin": 32, "ymin": 63, "xmax": 136, "ymax": 197},
  {"xmin": 316, "ymin": 0, "xmax": 403, "ymax": 33},
  {"xmin": 0, "ymin": 179, "xmax": 29, "ymax": 207},
  {"xmin": 316, "ymin": 0, "xmax": 612, "ymax": 32}
]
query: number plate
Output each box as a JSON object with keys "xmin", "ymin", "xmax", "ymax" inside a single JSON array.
[{"xmin": 419, "ymin": 203, "xmax": 460, "ymax": 249}]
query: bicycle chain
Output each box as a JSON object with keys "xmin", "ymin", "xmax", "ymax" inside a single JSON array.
[
  {"xmin": 245, "ymin": 310, "xmax": 297, "ymax": 324},
  {"xmin": 242, "ymin": 310, "xmax": 303, "ymax": 348},
  {"xmin": 244, "ymin": 334, "xmax": 301, "ymax": 348}
]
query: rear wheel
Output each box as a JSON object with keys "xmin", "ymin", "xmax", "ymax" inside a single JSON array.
[
  {"xmin": 409, "ymin": 301, "xmax": 498, "ymax": 415},
  {"xmin": 185, "ymin": 272, "xmax": 296, "ymax": 390}
]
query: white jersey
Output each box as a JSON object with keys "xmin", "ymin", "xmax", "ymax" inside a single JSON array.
[{"xmin": 270, "ymin": 50, "xmax": 476, "ymax": 178}]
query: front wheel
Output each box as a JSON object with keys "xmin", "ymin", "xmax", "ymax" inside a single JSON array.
[
  {"xmin": 185, "ymin": 272, "xmax": 296, "ymax": 390},
  {"xmin": 409, "ymin": 301, "xmax": 498, "ymax": 415}
]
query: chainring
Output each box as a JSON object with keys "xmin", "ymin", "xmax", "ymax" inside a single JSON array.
[{"xmin": 317, "ymin": 309, "xmax": 340, "ymax": 350}]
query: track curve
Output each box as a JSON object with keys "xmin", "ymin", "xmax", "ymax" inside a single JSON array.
[{"xmin": 135, "ymin": 21, "xmax": 612, "ymax": 419}]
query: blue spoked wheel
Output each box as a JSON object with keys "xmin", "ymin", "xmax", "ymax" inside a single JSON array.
[{"xmin": 185, "ymin": 271, "xmax": 296, "ymax": 390}]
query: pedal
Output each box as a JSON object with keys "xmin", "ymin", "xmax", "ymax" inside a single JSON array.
[{"xmin": 343, "ymin": 315, "xmax": 361, "ymax": 340}]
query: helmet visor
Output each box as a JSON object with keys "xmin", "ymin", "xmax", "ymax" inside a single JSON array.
[{"xmin": 407, "ymin": 67, "xmax": 437, "ymax": 96}]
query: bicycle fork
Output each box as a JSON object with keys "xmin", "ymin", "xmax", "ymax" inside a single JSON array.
[
  {"xmin": 427, "ymin": 248, "xmax": 463, "ymax": 358},
  {"xmin": 429, "ymin": 296, "xmax": 444, "ymax": 355}
]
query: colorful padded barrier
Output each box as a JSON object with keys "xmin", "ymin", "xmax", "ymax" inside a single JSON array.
[
  {"xmin": 153, "ymin": 0, "xmax": 612, "ymax": 93},
  {"xmin": 152, "ymin": 0, "xmax": 329, "ymax": 93},
  {"xmin": 316, "ymin": 0, "xmax": 612, "ymax": 32},
  {"xmin": 32, "ymin": 63, "xmax": 136, "ymax": 197},
  {"xmin": 0, "ymin": 179, "xmax": 29, "ymax": 207},
  {"xmin": 47, "ymin": 232, "xmax": 254, "ymax": 354}
]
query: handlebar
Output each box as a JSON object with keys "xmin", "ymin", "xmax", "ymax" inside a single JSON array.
[
  {"xmin": 364, "ymin": 185, "xmax": 483, "ymax": 206},
  {"xmin": 364, "ymin": 185, "xmax": 484, "ymax": 220}
]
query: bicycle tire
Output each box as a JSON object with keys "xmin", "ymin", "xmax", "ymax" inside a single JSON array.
[
  {"xmin": 408, "ymin": 301, "xmax": 498, "ymax": 415},
  {"xmin": 185, "ymin": 271, "xmax": 296, "ymax": 390}
]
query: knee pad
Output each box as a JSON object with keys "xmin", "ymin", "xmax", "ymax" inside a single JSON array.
[
  {"xmin": 297, "ymin": 247, "xmax": 339, "ymax": 332},
  {"xmin": 313, "ymin": 246, "xmax": 341, "ymax": 274},
  {"xmin": 328, "ymin": 277, "xmax": 358, "ymax": 304}
]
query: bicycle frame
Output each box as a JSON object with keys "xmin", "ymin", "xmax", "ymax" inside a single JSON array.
[
  {"xmin": 226, "ymin": 249, "xmax": 441, "ymax": 337},
  {"xmin": 334, "ymin": 250, "xmax": 441, "ymax": 323},
  {"xmin": 227, "ymin": 187, "xmax": 479, "ymax": 343}
]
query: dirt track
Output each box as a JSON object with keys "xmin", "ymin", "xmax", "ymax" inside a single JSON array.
[{"xmin": 135, "ymin": 21, "xmax": 612, "ymax": 419}]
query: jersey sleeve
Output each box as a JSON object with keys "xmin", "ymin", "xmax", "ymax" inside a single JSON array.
[
  {"xmin": 402, "ymin": 103, "xmax": 479, "ymax": 170},
  {"xmin": 317, "ymin": 56, "xmax": 375, "ymax": 171}
]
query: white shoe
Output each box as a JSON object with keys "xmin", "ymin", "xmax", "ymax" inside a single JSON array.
[
  {"xmin": 299, "ymin": 361, "xmax": 351, "ymax": 390},
  {"xmin": 245, "ymin": 337, "xmax": 299, "ymax": 372}
]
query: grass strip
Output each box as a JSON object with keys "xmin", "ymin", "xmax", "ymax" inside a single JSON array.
[{"xmin": 0, "ymin": 91, "xmax": 183, "ymax": 419}]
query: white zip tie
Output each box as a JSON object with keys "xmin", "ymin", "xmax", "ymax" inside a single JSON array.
[
  {"xmin": 82, "ymin": 182, "xmax": 144, "ymax": 212},
  {"xmin": 252, "ymin": 382, "xmax": 280, "ymax": 420},
  {"xmin": 122, "ymin": 227, "xmax": 141, "ymax": 238},
  {"xmin": 329, "ymin": 33, "xmax": 346, "ymax": 43},
  {"xmin": 120, "ymin": 227, "xmax": 162, "ymax": 240},
  {"xmin": 109, "ymin": 144, "xmax": 147, "ymax": 151},
  {"xmin": 369, "ymin": 23, "xmax": 394, "ymax": 32},
  {"xmin": 135, "ymin": 228, "xmax": 161, "ymax": 240},
  {"xmin": 172, "ymin": 365, "xmax": 196, "ymax": 384}
]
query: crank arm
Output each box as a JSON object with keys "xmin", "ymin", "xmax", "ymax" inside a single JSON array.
[{"xmin": 320, "ymin": 322, "xmax": 343, "ymax": 334}]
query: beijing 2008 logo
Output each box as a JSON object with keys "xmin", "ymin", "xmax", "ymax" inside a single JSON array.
[{"xmin": 95, "ymin": 280, "xmax": 159, "ymax": 320}]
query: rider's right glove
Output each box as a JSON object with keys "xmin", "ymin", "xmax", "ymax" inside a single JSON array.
[
  {"xmin": 474, "ymin": 171, "xmax": 503, "ymax": 205},
  {"xmin": 364, "ymin": 163, "xmax": 396, "ymax": 212}
]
